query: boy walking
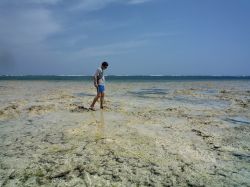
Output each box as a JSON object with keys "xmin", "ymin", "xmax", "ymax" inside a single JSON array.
[{"xmin": 90, "ymin": 62, "xmax": 109, "ymax": 110}]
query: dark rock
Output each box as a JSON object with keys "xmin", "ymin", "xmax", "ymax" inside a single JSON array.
[{"xmin": 70, "ymin": 105, "xmax": 89, "ymax": 112}]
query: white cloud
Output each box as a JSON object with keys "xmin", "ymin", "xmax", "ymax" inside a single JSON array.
[
  {"xmin": 0, "ymin": 0, "xmax": 63, "ymax": 6},
  {"xmin": 128, "ymin": 0, "xmax": 151, "ymax": 4},
  {"xmin": 0, "ymin": 8, "xmax": 60, "ymax": 46},
  {"xmin": 71, "ymin": 0, "xmax": 152, "ymax": 11},
  {"xmin": 0, "ymin": 0, "xmax": 153, "ymax": 74},
  {"xmin": 27, "ymin": 0, "xmax": 62, "ymax": 4},
  {"xmin": 71, "ymin": 0, "xmax": 116, "ymax": 11}
]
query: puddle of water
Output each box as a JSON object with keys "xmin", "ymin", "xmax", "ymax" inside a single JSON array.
[
  {"xmin": 224, "ymin": 117, "xmax": 250, "ymax": 126},
  {"xmin": 195, "ymin": 89, "xmax": 218, "ymax": 95},
  {"xmin": 171, "ymin": 95, "xmax": 229, "ymax": 108},
  {"xmin": 128, "ymin": 88, "xmax": 169, "ymax": 98},
  {"xmin": 232, "ymin": 152, "xmax": 250, "ymax": 162}
]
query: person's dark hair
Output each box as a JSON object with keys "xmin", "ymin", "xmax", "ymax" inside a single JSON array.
[{"xmin": 102, "ymin": 61, "xmax": 109, "ymax": 67}]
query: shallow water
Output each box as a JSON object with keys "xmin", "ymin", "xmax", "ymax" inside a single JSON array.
[
  {"xmin": 194, "ymin": 89, "xmax": 218, "ymax": 95},
  {"xmin": 128, "ymin": 88, "xmax": 169, "ymax": 99},
  {"xmin": 171, "ymin": 95, "xmax": 230, "ymax": 109},
  {"xmin": 224, "ymin": 117, "xmax": 250, "ymax": 126},
  {"xmin": 0, "ymin": 80, "xmax": 250, "ymax": 186}
]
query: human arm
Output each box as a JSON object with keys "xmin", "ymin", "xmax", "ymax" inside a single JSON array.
[
  {"xmin": 93, "ymin": 68, "xmax": 101, "ymax": 88},
  {"xmin": 93, "ymin": 76, "xmax": 98, "ymax": 88}
]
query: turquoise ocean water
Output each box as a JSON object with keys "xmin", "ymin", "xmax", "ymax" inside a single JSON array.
[{"xmin": 0, "ymin": 75, "xmax": 250, "ymax": 81}]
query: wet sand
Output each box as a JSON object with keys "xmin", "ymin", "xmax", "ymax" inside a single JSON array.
[{"xmin": 0, "ymin": 80, "xmax": 250, "ymax": 186}]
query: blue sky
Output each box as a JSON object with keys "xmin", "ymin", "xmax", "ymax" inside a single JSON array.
[{"xmin": 0, "ymin": 0, "xmax": 249, "ymax": 75}]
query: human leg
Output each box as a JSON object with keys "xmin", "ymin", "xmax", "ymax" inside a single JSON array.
[
  {"xmin": 100, "ymin": 92, "xmax": 105, "ymax": 109},
  {"xmin": 90, "ymin": 93, "xmax": 101, "ymax": 109}
]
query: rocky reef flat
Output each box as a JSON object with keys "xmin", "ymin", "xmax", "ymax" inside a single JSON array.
[{"xmin": 0, "ymin": 80, "xmax": 250, "ymax": 186}]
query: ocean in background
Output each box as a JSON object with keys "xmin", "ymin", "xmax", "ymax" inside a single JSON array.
[{"xmin": 0, "ymin": 75, "xmax": 250, "ymax": 81}]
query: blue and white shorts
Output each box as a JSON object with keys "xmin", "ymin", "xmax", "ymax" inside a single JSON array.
[{"xmin": 97, "ymin": 85, "xmax": 105, "ymax": 93}]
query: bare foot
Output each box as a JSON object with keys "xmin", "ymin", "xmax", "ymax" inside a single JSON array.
[{"xmin": 89, "ymin": 107, "xmax": 96, "ymax": 111}]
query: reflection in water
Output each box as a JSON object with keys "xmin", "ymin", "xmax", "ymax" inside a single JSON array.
[{"xmin": 90, "ymin": 110, "xmax": 105, "ymax": 140}]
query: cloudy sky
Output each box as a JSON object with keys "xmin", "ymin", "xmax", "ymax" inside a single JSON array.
[{"xmin": 0, "ymin": 0, "xmax": 249, "ymax": 75}]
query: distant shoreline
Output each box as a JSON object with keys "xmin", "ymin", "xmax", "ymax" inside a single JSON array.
[{"xmin": 0, "ymin": 75, "xmax": 250, "ymax": 81}]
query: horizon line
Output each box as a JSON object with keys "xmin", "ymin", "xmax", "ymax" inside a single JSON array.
[{"xmin": 1, "ymin": 74, "xmax": 250, "ymax": 77}]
